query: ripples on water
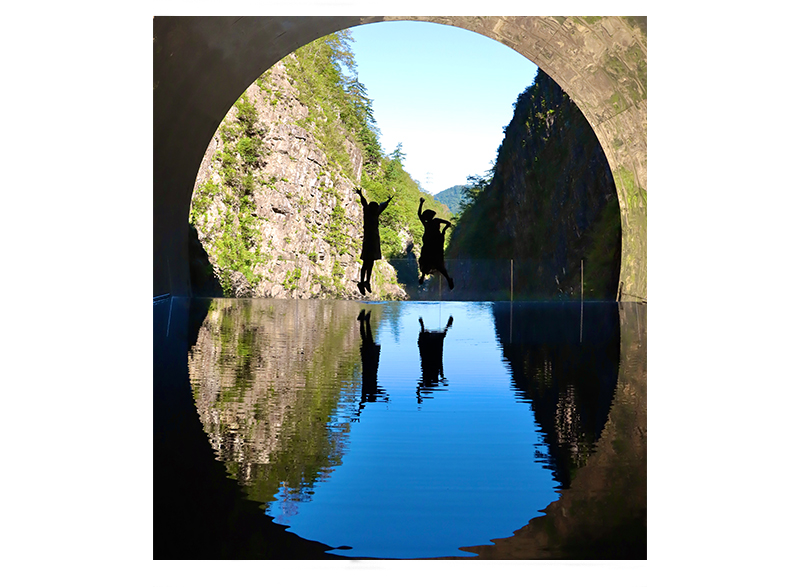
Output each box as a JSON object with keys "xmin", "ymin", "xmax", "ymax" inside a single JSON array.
[{"xmin": 182, "ymin": 299, "xmax": 642, "ymax": 559}]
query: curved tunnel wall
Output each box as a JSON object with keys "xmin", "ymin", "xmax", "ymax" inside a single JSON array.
[{"xmin": 154, "ymin": 16, "xmax": 647, "ymax": 301}]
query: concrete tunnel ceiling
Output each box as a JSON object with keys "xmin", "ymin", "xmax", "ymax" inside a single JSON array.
[{"xmin": 154, "ymin": 16, "xmax": 647, "ymax": 302}]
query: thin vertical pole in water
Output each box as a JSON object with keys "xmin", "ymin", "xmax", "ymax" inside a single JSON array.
[
  {"xmin": 510, "ymin": 259, "xmax": 514, "ymax": 343},
  {"xmin": 167, "ymin": 259, "xmax": 173, "ymax": 296},
  {"xmin": 510, "ymin": 259, "xmax": 514, "ymax": 303},
  {"xmin": 510, "ymin": 295, "xmax": 513, "ymax": 344},
  {"xmin": 166, "ymin": 295, "xmax": 173, "ymax": 338},
  {"xmin": 580, "ymin": 259, "xmax": 584, "ymax": 344}
]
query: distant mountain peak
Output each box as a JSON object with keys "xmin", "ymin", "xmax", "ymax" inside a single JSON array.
[{"xmin": 432, "ymin": 185, "xmax": 468, "ymax": 215}]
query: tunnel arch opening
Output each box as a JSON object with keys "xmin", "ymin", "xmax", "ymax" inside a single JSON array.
[
  {"xmin": 188, "ymin": 21, "xmax": 623, "ymax": 301},
  {"xmin": 154, "ymin": 16, "xmax": 645, "ymax": 301}
]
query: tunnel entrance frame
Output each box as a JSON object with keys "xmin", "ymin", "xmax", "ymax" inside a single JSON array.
[{"xmin": 154, "ymin": 16, "xmax": 646, "ymax": 302}]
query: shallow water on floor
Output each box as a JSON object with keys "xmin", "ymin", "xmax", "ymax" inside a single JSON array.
[{"xmin": 177, "ymin": 299, "xmax": 635, "ymax": 559}]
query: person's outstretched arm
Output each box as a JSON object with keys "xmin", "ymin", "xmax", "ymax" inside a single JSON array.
[
  {"xmin": 418, "ymin": 197, "xmax": 425, "ymax": 223},
  {"xmin": 357, "ymin": 187, "xmax": 367, "ymax": 207},
  {"xmin": 379, "ymin": 194, "xmax": 394, "ymax": 213},
  {"xmin": 435, "ymin": 218, "xmax": 452, "ymax": 229}
]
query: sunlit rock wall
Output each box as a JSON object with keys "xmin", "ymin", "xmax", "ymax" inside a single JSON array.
[{"xmin": 190, "ymin": 60, "xmax": 406, "ymax": 300}]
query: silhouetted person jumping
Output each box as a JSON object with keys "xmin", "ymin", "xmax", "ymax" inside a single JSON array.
[
  {"xmin": 354, "ymin": 309, "xmax": 386, "ymax": 421},
  {"xmin": 417, "ymin": 315, "xmax": 454, "ymax": 403},
  {"xmin": 417, "ymin": 197, "xmax": 454, "ymax": 290},
  {"xmin": 357, "ymin": 187, "xmax": 393, "ymax": 295}
]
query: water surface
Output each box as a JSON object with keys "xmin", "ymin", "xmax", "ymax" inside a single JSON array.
[{"xmin": 177, "ymin": 299, "xmax": 638, "ymax": 559}]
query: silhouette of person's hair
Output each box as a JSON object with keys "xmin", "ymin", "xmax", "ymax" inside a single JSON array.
[
  {"xmin": 357, "ymin": 187, "xmax": 394, "ymax": 296},
  {"xmin": 417, "ymin": 198, "xmax": 454, "ymax": 290},
  {"xmin": 354, "ymin": 309, "xmax": 387, "ymax": 421},
  {"xmin": 417, "ymin": 315, "xmax": 454, "ymax": 403}
]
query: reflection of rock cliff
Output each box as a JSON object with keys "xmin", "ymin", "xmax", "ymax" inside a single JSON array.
[
  {"xmin": 187, "ymin": 298, "xmax": 368, "ymax": 505},
  {"xmin": 460, "ymin": 303, "xmax": 646, "ymax": 559},
  {"xmin": 492, "ymin": 302, "xmax": 620, "ymax": 489}
]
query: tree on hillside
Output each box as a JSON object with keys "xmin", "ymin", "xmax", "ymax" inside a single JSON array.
[
  {"xmin": 458, "ymin": 172, "xmax": 493, "ymax": 218},
  {"xmin": 346, "ymin": 77, "xmax": 382, "ymax": 171},
  {"xmin": 384, "ymin": 143, "xmax": 407, "ymax": 183},
  {"xmin": 390, "ymin": 142, "xmax": 406, "ymax": 162}
]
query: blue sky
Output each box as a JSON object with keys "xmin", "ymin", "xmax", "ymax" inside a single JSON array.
[{"xmin": 347, "ymin": 21, "xmax": 538, "ymax": 195}]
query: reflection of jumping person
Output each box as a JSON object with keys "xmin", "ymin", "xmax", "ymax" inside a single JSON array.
[
  {"xmin": 355, "ymin": 309, "xmax": 386, "ymax": 421},
  {"xmin": 358, "ymin": 187, "xmax": 393, "ymax": 295},
  {"xmin": 417, "ymin": 198, "xmax": 454, "ymax": 290},
  {"xmin": 417, "ymin": 315, "xmax": 454, "ymax": 402}
]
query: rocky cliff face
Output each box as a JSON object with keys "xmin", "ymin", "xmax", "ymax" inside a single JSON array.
[
  {"xmin": 189, "ymin": 60, "xmax": 406, "ymax": 300},
  {"xmin": 447, "ymin": 70, "xmax": 621, "ymax": 300}
]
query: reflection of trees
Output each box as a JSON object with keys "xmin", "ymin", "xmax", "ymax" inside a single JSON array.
[
  {"xmin": 492, "ymin": 302, "xmax": 620, "ymax": 489},
  {"xmin": 188, "ymin": 298, "xmax": 369, "ymax": 506}
]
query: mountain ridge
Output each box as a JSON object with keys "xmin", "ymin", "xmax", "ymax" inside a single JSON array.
[{"xmin": 432, "ymin": 184, "xmax": 467, "ymax": 215}]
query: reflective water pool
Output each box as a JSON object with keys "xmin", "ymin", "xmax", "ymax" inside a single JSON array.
[{"xmin": 154, "ymin": 298, "xmax": 646, "ymax": 560}]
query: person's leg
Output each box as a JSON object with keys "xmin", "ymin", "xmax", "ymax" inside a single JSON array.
[
  {"xmin": 437, "ymin": 263, "xmax": 454, "ymax": 290},
  {"xmin": 418, "ymin": 257, "xmax": 429, "ymax": 284},
  {"xmin": 364, "ymin": 259, "xmax": 374, "ymax": 292},
  {"xmin": 358, "ymin": 262, "xmax": 367, "ymax": 295}
]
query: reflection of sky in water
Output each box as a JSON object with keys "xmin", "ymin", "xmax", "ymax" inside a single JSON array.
[{"xmin": 265, "ymin": 302, "xmax": 559, "ymax": 559}]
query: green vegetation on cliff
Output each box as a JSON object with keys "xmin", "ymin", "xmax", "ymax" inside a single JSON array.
[
  {"xmin": 189, "ymin": 30, "xmax": 448, "ymax": 298},
  {"xmin": 285, "ymin": 31, "xmax": 449, "ymax": 264},
  {"xmin": 284, "ymin": 30, "xmax": 381, "ymax": 181},
  {"xmin": 191, "ymin": 93, "xmax": 266, "ymax": 295},
  {"xmin": 284, "ymin": 31, "xmax": 449, "ymax": 256},
  {"xmin": 362, "ymin": 142, "xmax": 450, "ymax": 259}
]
